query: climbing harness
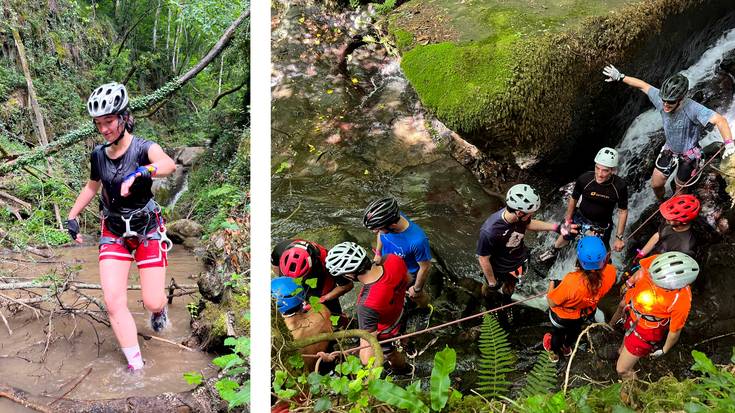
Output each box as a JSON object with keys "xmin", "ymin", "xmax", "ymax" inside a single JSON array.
[
  {"xmin": 626, "ymin": 145, "xmax": 725, "ymax": 241},
  {"xmin": 101, "ymin": 200, "xmax": 172, "ymax": 253}
]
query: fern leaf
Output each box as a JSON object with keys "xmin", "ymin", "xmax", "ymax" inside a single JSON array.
[
  {"xmin": 474, "ymin": 314, "xmax": 516, "ymax": 399},
  {"xmin": 520, "ymin": 352, "xmax": 558, "ymax": 399}
]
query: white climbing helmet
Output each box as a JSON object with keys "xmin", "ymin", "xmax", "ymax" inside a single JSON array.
[
  {"xmin": 505, "ymin": 184, "xmax": 540, "ymax": 213},
  {"xmin": 649, "ymin": 251, "xmax": 699, "ymax": 290},
  {"xmin": 594, "ymin": 147, "xmax": 619, "ymax": 168},
  {"xmin": 326, "ymin": 242, "xmax": 370, "ymax": 277},
  {"xmin": 87, "ymin": 82, "xmax": 129, "ymax": 118}
]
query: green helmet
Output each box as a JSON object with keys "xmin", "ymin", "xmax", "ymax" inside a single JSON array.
[
  {"xmin": 660, "ymin": 74, "xmax": 689, "ymax": 101},
  {"xmin": 649, "ymin": 251, "xmax": 699, "ymax": 290}
]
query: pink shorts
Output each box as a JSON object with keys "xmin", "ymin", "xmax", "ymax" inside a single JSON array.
[
  {"xmin": 623, "ymin": 316, "xmax": 666, "ymax": 357},
  {"xmin": 99, "ymin": 225, "xmax": 168, "ymax": 269}
]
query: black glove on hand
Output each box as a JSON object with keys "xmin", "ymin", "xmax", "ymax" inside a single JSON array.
[{"xmin": 65, "ymin": 218, "xmax": 80, "ymax": 241}]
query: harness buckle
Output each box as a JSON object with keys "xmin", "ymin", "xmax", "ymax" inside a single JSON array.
[{"xmin": 121, "ymin": 214, "xmax": 138, "ymax": 238}]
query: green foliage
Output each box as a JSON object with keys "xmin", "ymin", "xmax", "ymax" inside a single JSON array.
[
  {"xmin": 688, "ymin": 349, "xmax": 735, "ymax": 411},
  {"xmin": 273, "ymin": 346, "xmax": 460, "ymax": 412},
  {"xmin": 210, "ymin": 335, "xmax": 250, "ymax": 409},
  {"xmin": 519, "ymin": 351, "xmax": 557, "ymax": 399},
  {"xmin": 186, "ymin": 301, "xmax": 200, "ymax": 318},
  {"xmin": 183, "ymin": 371, "xmax": 204, "ymax": 385},
  {"xmin": 475, "ymin": 314, "xmax": 515, "ymax": 399},
  {"xmin": 430, "ymin": 346, "xmax": 456, "ymax": 411},
  {"xmin": 0, "ymin": 65, "xmax": 25, "ymax": 101}
]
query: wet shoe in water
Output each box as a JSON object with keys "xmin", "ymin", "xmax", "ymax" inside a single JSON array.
[
  {"xmin": 151, "ymin": 306, "xmax": 169, "ymax": 332},
  {"xmin": 543, "ymin": 333, "xmax": 559, "ymax": 363}
]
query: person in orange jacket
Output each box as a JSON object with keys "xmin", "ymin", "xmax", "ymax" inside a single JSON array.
[
  {"xmin": 609, "ymin": 251, "xmax": 699, "ymax": 379},
  {"xmin": 544, "ymin": 236, "xmax": 617, "ymax": 362}
]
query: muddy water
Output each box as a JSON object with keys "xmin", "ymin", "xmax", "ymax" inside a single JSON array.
[{"xmin": 0, "ymin": 245, "xmax": 216, "ymax": 407}]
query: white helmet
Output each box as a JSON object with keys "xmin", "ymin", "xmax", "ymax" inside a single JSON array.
[
  {"xmin": 326, "ymin": 242, "xmax": 370, "ymax": 277},
  {"xmin": 87, "ymin": 82, "xmax": 129, "ymax": 117},
  {"xmin": 649, "ymin": 251, "xmax": 699, "ymax": 290},
  {"xmin": 506, "ymin": 184, "xmax": 540, "ymax": 213},
  {"xmin": 594, "ymin": 147, "xmax": 619, "ymax": 168}
]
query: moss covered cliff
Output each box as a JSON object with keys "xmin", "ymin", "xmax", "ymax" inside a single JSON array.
[{"xmin": 389, "ymin": 0, "xmax": 732, "ymax": 171}]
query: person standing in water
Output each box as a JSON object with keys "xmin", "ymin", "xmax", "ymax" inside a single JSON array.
[
  {"xmin": 602, "ymin": 65, "xmax": 735, "ymax": 200},
  {"xmin": 66, "ymin": 82, "xmax": 176, "ymax": 371}
]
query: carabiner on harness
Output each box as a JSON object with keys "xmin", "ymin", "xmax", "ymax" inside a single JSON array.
[{"xmin": 158, "ymin": 225, "xmax": 173, "ymax": 253}]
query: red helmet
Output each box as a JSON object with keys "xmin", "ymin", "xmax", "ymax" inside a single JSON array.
[
  {"xmin": 279, "ymin": 242, "xmax": 312, "ymax": 278},
  {"xmin": 659, "ymin": 194, "xmax": 700, "ymax": 223}
]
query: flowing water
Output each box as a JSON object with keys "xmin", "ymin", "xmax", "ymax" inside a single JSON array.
[
  {"xmin": 531, "ymin": 28, "xmax": 735, "ymax": 309},
  {"xmin": 271, "ymin": 0, "xmax": 735, "ymax": 391},
  {"xmin": 0, "ymin": 244, "xmax": 216, "ymax": 409}
]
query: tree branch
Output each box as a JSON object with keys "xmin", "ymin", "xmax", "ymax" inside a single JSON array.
[
  {"xmin": 0, "ymin": 8, "xmax": 249, "ymax": 175},
  {"xmin": 211, "ymin": 79, "xmax": 246, "ymax": 109}
]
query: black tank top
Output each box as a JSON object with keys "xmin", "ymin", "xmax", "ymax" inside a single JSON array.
[{"xmin": 90, "ymin": 136, "xmax": 155, "ymax": 212}]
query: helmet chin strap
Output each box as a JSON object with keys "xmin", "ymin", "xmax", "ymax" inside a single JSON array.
[{"xmin": 102, "ymin": 114, "xmax": 127, "ymax": 148}]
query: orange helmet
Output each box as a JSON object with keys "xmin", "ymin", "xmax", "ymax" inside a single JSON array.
[{"xmin": 659, "ymin": 194, "xmax": 700, "ymax": 223}]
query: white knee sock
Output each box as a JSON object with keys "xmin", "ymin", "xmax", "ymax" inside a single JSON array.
[{"xmin": 122, "ymin": 345, "xmax": 144, "ymax": 370}]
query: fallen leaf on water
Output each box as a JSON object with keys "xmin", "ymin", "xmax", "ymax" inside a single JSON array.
[
  {"xmin": 351, "ymin": 77, "xmax": 359, "ymax": 84},
  {"xmin": 364, "ymin": 170, "xmax": 369, "ymax": 175},
  {"xmin": 308, "ymin": 144, "xmax": 316, "ymax": 153},
  {"xmin": 326, "ymin": 89, "xmax": 334, "ymax": 94}
]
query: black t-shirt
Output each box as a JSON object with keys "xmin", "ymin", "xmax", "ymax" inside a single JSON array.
[
  {"xmin": 654, "ymin": 223, "xmax": 696, "ymax": 256},
  {"xmin": 572, "ymin": 171, "xmax": 628, "ymax": 224},
  {"xmin": 90, "ymin": 136, "xmax": 154, "ymax": 212},
  {"xmin": 476, "ymin": 208, "xmax": 530, "ymax": 274},
  {"xmin": 271, "ymin": 239, "xmax": 351, "ymax": 314}
]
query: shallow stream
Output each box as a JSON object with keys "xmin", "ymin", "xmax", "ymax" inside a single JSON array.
[{"xmin": 0, "ymin": 245, "xmax": 216, "ymax": 410}]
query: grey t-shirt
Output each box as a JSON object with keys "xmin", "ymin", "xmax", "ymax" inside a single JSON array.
[{"xmin": 647, "ymin": 87, "xmax": 715, "ymax": 154}]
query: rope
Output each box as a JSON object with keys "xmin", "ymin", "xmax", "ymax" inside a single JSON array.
[
  {"xmin": 303, "ymin": 292, "xmax": 546, "ymax": 359},
  {"xmin": 624, "ymin": 145, "xmax": 725, "ymax": 241}
]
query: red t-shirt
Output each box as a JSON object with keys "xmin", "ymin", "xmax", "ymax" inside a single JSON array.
[{"xmin": 357, "ymin": 254, "xmax": 409, "ymax": 334}]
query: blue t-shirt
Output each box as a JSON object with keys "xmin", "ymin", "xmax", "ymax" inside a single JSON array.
[
  {"xmin": 647, "ymin": 87, "xmax": 715, "ymax": 153},
  {"xmin": 379, "ymin": 214, "xmax": 432, "ymax": 274}
]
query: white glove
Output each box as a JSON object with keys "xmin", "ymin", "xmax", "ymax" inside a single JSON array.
[
  {"xmin": 650, "ymin": 349, "xmax": 665, "ymax": 358},
  {"xmin": 603, "ymin": 65, "xmax": 625, "ymax": 82},
  {"xmin": 723, "ymin": 139, "xmax": 735, "ymax": 158}
]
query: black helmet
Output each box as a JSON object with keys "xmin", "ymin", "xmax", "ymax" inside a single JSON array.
[
  {"xmin": 660, "ymin": 74, "xmax": 688, "ymax": 101},
  {"xmin": 363, "ymin": 197, "xmax": 400, "ymax": 230}
]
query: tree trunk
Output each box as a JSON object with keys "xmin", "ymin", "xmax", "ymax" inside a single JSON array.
[
  {"xmin": 166, "ymin": 6, "xmax": 171, "ymax": 51},
  {"xmin": 217, "ymin": 55, "xmax": 224, "ymax": 95},
  {"xmin": 152, "ymin": 0, "xmax": 161, "ymax": 50},
  {"xmin": 4, "ymin": 0, "xmax": 63, "ymax": 229}
]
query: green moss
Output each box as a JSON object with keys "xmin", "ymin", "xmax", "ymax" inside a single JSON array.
[
  {"xmin": 401, "ymin": 40, "xmax": 515, "ymax": 132},
  {"xmin": 393, "ymin": 28, "xmax": 414, "ymax": 51}
]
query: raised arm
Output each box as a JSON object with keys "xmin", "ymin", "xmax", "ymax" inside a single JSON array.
[{"xmin": 603, "ymin": 65, "xmax": 652, "ymax": 94}]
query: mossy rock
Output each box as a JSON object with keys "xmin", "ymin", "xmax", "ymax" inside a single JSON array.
[
  {"xmin": 292, "ymin": 225, "xmax": 360, "ymax": 249},
  {"xmin": 389, "ymin": 0, "xmax": 729, "ymax": 166}
]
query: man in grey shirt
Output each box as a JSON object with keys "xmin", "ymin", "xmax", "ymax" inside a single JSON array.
[{"xmin": 603, "ymin": 65, "xmax": 734, "ymax": 200}]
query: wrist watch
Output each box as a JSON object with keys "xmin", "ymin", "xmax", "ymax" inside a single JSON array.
[{"xmin": 616, "ymin": 234, "xmax": 624, "ymax": 241}]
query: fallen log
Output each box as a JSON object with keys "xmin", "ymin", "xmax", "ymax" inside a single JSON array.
[{"xmin": 0, "ymin": 281, "xmax": 197, "ymax": 290}]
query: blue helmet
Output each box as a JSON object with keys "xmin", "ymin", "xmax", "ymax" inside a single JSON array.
[
  {"xmin": 271, "ymin": 277, "xmax": 305, "ymax": 315},
  {"xmin": 576, "ymin": 236, "xmax": 607, "ymax": 270}
]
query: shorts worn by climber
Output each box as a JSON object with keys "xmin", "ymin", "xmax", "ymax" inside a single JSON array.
[
  {"xmin": 608, "ymin": 252, "xmax": 698, "ymax": 380},
  {"xmin": 547, "ymin": 147, "xmax": 628, "ymax": 256},
  {"xmin": 636, "ymin": 194, "xmax": 700, "ymax": 260},
  {"xmin": 603, "ymin": 65, "xmax": 735, "ymax": 201},
  {"xmin": 477, "ymin": 184, "xmax": 578, "ymax": 297},
  {"xmin": 271, "ymin": 238, "xmax": 354, "ymax": 317},
  {"xmin": 272, "ymin": 277, "xmax": 334, "ymax": 373},
  {"xmin": 65, "ymin": 82, "xmax": 177, "ymax": 372},
  {"xmin": 544, "ymin": 237, "xmax": 617, "ymax": 362},
  {"xmin": 326, "ymin": 242, "xmax": 411, "ymax": 372},
  {"xmin": 363, "ymin": 197, "xmax": 432, "ymax": 308}
]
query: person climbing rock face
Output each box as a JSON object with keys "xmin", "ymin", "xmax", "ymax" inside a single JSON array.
[
  {"xmin": 540, "ymin": 147, "xmax": 628, "ymax": 262},
  {"xmin": 543, "ymin": 236, "xmax": 616, "ymax": 362},
  {"xmin": 636, "ymin": 194, "xmax": 700, "ymax": 260},
  {"xmin": 363, "ymin": 196, "xmax": 432, "ymax": 308},
  {"xmin": 609, "ymin": 252, "xmax": 699, "ymax": 380},
  {"xmin": 603, "ymin": 65, "xmax": 735, "ymax": 200},
  {"xmin": 65, "ymin": 82, "xmax": 177, "ymax": 372},
  {"xmin": 476, "ymin": 184, "xmax": 578, "ymax": 319},
  {"xmin": 271, "ymin": 238, "xmax": 353, "ymax": 321},
  {"xmin": 325, "ymin": 242, "xmax": 410, "ymax": 373}
]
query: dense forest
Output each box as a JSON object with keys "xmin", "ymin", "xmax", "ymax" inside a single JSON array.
[{"xmin": 1, "ymin": 0, "xmax": 250, "ymax": 411}]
